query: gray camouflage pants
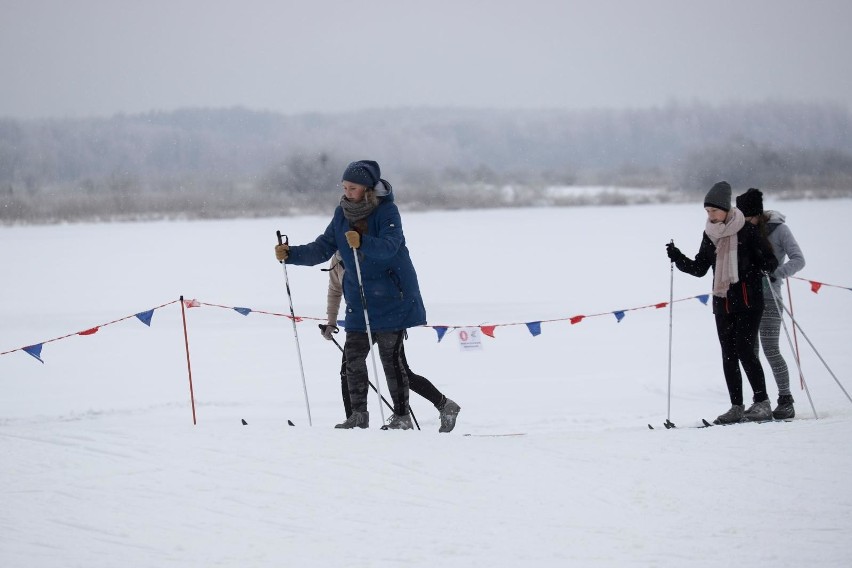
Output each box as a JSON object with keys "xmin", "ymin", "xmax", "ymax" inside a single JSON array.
[{"xmin": 343, "ymin": 330, "xmax": 410, "ymax": 416}]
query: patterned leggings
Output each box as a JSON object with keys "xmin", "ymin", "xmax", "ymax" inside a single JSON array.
[{"xmin": 755, "ymin": 295, "xmax": 791, "ymax": 396}]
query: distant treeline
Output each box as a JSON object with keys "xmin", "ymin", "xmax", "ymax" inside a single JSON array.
[{"xmin": 1, "ymin": 101, "xmax": 851, "ymax": 223}]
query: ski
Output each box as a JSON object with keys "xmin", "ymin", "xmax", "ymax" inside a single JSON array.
[
  {"xmin": 463, "ymin": 433, "xmax": 527, "ymax": 437},
  {"xmin": 649, "ymin": 417, "xmax": 796, "ymax": 429},
  {"xmin": 648, "ymin": 420, "xmax": 707, "ymax": 430},
  {"xmin": 699, "ymin": 417, "xmax": 795, "ymax": 427}
]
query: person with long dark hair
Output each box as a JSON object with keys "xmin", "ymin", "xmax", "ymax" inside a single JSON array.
[{"xmin": 736, "ymin": 188, "xmax": 806, "ymax": 419}]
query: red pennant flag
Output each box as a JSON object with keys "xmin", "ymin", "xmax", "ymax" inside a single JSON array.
[
  {"xmin": 810, "ymin": 281, "xmax": 822, "ymax": 294},
  {"xmin": 78, "ymin": 327, "xmax": 100, "ymax": 336},
  {"xmin": 184, "ymin": 298, "xmax": 201, "ymax": 308},
  {"xmin": 570, "ymin": 315, "xmax": 585, "ymax": 325},
  {"xmin": 480, "ymin": 325, "xmax": 496, "ymax": 338},
  {"xmin": 655, "ymin": 302, "xmax": 668, "ymax": 309}
]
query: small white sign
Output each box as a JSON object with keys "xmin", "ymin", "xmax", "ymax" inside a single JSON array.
[{"xmin": 458, "ymin": 327, "xmax": 483, "ymax": 351}]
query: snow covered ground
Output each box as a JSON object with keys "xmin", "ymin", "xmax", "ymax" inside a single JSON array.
[{"xmin": 2, "ymin": 198, "xmax": 851, "ymax": 567}]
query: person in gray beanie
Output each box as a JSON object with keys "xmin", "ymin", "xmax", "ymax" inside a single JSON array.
[
  {"xmin": 737, "ymin": 188, "xmax": 806, "ymax": 419},
  {"xmin": 665, "ymin": 181, "xmax": 778, "ymax": 424}
]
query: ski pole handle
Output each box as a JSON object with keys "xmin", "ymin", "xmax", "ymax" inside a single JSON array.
[{"xmin": 276, "ymin": 230, "xmax": 288, "ymax": 246}]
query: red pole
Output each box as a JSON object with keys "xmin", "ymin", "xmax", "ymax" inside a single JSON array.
[
  {"xmin": 179, "ymin": 295, "xmax": 198, "ymax": 425},
  {"xmin": 786, "ymin": 280, "xmax": 805, "ymax": 390}
]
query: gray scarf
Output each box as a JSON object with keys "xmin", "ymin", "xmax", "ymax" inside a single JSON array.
[{"xmin": 340, "ymin": 195, "xmax": 378, "ymax": 223}]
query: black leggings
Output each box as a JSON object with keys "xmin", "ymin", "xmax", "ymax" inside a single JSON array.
[{"xmin": 714, "ymin": 309, "xmax": 769, "ymax": 406}]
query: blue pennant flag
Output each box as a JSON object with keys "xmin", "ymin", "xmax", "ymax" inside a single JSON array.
[
  {"xmin": 434, "ymin": 326, "xmax": 448, "ymax": 342},
  {"xmin": 233, "ymin": 307, "xmax": 252, "ymax": 316},
  {"xmin": 613, "ymin": 310, "xmax": 626, "ymax": 323},
  {"xmin": 525, "ymin": 321, "xmax": 541, "ymax": 337},
  {"xmin": 135, "ymin": 309, "xmax": 155, "ymax": 326},
  {"xmin": 696, "ymin": 294, "xmax": 710, "ymax": 305},
  {"xmin": 23, "ymin": 344, "xmax": 45, "ymax": 364}
]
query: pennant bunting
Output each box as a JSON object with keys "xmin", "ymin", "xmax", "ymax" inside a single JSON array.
[
  {"xmin": 6, "ymin": 274, "xmax": 844, "ymax": 362},
  {"xmin": 433, "ymin": 326, "xmax": 448, "ymax": 342},
  {"xmin": 23, "ymin": 344, "xmax": 45, "ymax": 364},
  {"xmin": 791, "ymin": 275, "xmax": 851, "ymax": 293},
  {"xmin": 135, "ymin": 309, "xmax": 155, "ymax": 326}
]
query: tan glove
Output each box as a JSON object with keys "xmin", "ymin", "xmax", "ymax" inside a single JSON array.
[
  {"xmin": 320, "ymin": 323, "xmax": 337, "ymax": 340},
  {"xmin": 274, "ymin": 243, "xmax": 289, "ymax": 262},
  {"xmin": 345, "ymin": 230, "xmax": 361, "ymax": 249}
]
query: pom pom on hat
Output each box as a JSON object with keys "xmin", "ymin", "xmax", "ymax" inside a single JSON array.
[
  {"xmin": 704, "ymin": 181, "xmax": 732, "ymax": 212},
  {"xmin": 736, "ymin": 188, "xmax": 764, "ymax": 217}
]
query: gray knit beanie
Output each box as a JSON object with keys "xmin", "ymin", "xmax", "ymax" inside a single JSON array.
[{"xmin": 704, "ymin": 181, "xmax": 732, "ymax": 211}]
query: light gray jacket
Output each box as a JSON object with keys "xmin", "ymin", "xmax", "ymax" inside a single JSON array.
[{"xmin": 764, "ymin": 210, "xmax": 806, "ymax": 298}]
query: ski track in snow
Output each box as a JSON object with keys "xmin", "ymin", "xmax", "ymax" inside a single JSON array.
[{"xmin": 2, "ymin": 200, "xmax": 852, "ymax": 567}]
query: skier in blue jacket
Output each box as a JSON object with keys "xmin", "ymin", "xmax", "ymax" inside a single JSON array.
[{"xmin": 275, "ymin": 160, "xmax": 442, "ymax": 431}]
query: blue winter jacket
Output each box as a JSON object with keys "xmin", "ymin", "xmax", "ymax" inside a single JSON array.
[{"xmin": 285, "ymin": 188, "xmax": 427, "ymax": 333}]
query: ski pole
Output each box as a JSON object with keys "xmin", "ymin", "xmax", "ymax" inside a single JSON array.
[
  {"xmin": 276, "ymin": 230, "xmax": 312, "ymax": 426},
  {"xmin": 664, "ymin": 240, "xmax": 676, "ymax": 429},
  {"xmin": 786, "ymin": 278, "xmax": 805, "ymax": 390},
  {"xmin": 765, "ymin": 277, "xmax": 818, "ymax": 418},
  {"xmin": 350, "ymin": 245, "xmax": 387, "ymax": 423},
  {"xmin": 768, "ymin": 277, "xmax": 852, "ymax": 411},
  {"xmin": 321, "ymin": 324, "xmax": 420, "ymax": 430}
]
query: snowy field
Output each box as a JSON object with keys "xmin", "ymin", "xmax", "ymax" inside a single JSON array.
[{"xmin": 2, "ymin": 198, "xmax": 851, "ymax": 567}]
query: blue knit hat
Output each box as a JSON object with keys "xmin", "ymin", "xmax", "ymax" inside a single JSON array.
[{"xmin": 341, "ymin": 160, "xmax": 381, "ymax": 188}]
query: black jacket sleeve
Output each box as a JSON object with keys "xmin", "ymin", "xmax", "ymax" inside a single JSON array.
[{"xmin": 674, "ymin": 233, "xmax": 715, "ymax": 277}]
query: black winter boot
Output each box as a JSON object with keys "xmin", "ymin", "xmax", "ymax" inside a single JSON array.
[{"xmin": 773, "ymin": 395, "xmax": 795, "ymax": 420}]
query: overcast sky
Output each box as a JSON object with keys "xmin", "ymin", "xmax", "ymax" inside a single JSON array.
[{"xmin": 1, "ymin": 0, "xmax": 851, "ymax": 119}]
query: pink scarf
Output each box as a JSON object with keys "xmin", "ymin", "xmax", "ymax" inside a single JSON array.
[{"xmin": 704, "ymin": 208, "xmax": 745, "ymax": 297}]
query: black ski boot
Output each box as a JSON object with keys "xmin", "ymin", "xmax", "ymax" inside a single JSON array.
[{"xmin": 773, "ymin": 395, "xmax": 795, "ymax": 420}]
